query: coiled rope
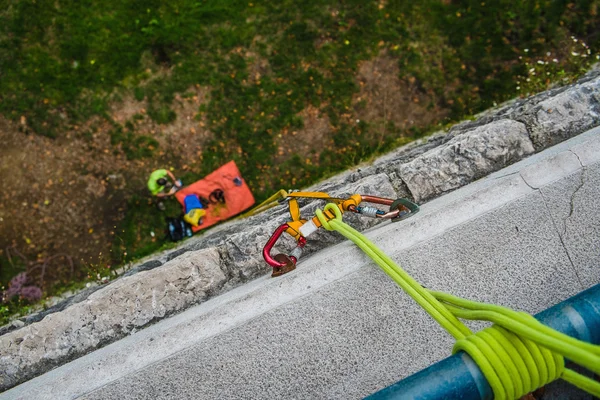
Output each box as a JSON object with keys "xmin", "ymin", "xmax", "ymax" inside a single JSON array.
[{"xmin": 315, "ymin": 203, "xmax": 600, "ymax": 399}]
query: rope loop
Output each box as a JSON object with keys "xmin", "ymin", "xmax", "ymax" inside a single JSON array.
[
  {"xmin": 454, "ymin": 326, "xmax": 564, "ymax": 400},
  {"xmin": 315, "ymin": 203, "xmax": 343, "ymax": 231}
]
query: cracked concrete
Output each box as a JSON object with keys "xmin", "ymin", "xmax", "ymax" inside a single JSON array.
[
  {"xmin": 509, "ymin": 135, "xmax": 600, "ymax": 291},
  {"xmin": 540, "ymin": 163, "xmax": 600, "ymax": 290},
  {"xmin": 565, "ymin": 150, "xmax": 587, "ymax": 228},
  {"xmin": 536, "ymin": 172, "xmax": 587, "ymax": 290},
  {"xmin": 563, "ymin": 169, "xmax": 585, "ymax": 234}
]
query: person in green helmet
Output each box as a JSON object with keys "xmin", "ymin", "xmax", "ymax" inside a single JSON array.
[{"xmin": 148, "ymin": 169, "xmax": 182, "ymax": 199}]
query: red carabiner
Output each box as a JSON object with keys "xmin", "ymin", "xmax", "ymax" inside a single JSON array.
[{"xmin": 263, "ymin": 223, "xmax": 306, "ymax": 277}]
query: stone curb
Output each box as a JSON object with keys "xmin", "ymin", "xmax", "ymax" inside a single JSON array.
[{"xmin": 1, "ymin": 72, "xmax": 599, "ymax": 392}]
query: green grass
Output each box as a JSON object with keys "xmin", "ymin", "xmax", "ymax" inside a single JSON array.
[
  {"xmin": 1, "ymin": 0, "xmax": 599, "ymax": 284},
  {"xmin": 109, "ymin": 124, "xmax": 160, "ymax": 160},
  {"xmin": 3, "ymin": 1, "xmax": 598, "ymax": 136},
  {"xmin": 0, "ymin": 302, "xmax": 33, "ymax": 327},
  {"xmin": 111, "ymin": 193, "xmax": 184, "ymax": 265}
]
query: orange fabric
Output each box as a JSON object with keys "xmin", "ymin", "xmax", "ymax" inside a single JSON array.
[{"xmin": 175, "ymin": 161, "xmax": 255, "ymax": 232}]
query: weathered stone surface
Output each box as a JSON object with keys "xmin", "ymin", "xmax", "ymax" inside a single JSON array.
[
  {"xmin": 121, "ymin": 259, "xmax": 163, "ymax": 277},
  {"xmin": 0, "ymin": 248, "xmax": 225, "ymax": 391},
  {"xmin": 397, "ymin": 119, "xmax": 534, "ymax": 202},
  {"xmin": 165, "ymin": 248, "xmax": 189, "ymax": 261},
  {"xmin": 444, "ymin": 68, "xmax": 600, "ymax": 139},
  {"xmin": 219, "ymin": 220, "xmax": 282, "ymax": 284},
  {"xmin": 0, "ymin": 284, "xmax": 106, "ymax": 337},
  {"xmin": 372, "ymin": 132, "xmax": 450, "ymax": 168},
  {"xmin": 517, "ymin": 78, "xmax": 600, "ymax": 150}
]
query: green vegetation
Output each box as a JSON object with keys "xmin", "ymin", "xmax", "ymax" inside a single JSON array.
[
  {"xmin": 3, "ymin": 1, "xmax": 598, "ymax": 142},
  {"xmin": 0, "ymin": 0, "xmax": 599, "ymax": 318},
  {"xmin": 112, "ymin": 194, "xmax": 183, "ymax": 264},
  {"xmin": 109, "ymin": 125, "xmax": 160, "ymax": 160},
  {"xmin": 0, "ymin": 303, "xmax": 33, "ymax": 327}
]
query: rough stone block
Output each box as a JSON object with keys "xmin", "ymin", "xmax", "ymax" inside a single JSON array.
[
  {"xmin": 518, "ymin": 78, "xmax": 600, "ymax": 150},
  {"xmin": 398, "ymin": 119, "xmax": 534, "ymax": 202},
  {"xmin": 121, "ymin": 259, "xmax": 163, "ymax": 277},
  {"xmin": 0, "ymin": 247, "xmax": 225, "ymax": 391},
  {"xmin": 220, "ymin": 220, "xmax": 283, "ymax": 282}
]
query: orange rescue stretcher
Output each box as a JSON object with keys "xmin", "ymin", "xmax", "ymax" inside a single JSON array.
[{"xmin": 175, "ymin": 161, "xmax": 255, "ymax": 233}]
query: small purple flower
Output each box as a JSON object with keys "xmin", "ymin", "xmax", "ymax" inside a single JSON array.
[
  {"xmin": 4, "ymin": 285, "xmax": 20, "ymax": 301},
  {"xmin": 20, "ymin": 286, "xmax": 42, "ymax": 302},
  {"xmin": 10, "ymin": 272, "xmax": 27, "ymax": 290},
  {"xmin": 3, "ymin": 272, "xmax": 27, "ymax": 302},
  {"xmin": 2, "ymin": 272, "xmax": 42, "ymax": 303}
]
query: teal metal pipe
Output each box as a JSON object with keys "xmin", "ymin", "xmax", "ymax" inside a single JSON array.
[{"xmin": 366, "ymin": 283, "xmax": 600, "ymax": 400}]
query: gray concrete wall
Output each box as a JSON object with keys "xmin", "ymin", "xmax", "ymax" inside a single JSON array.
[{"xmin": 4, "ymin": 126, "xmax": 599, "ymax": 400}]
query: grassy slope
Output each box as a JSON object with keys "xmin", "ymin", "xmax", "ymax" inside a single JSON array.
[{"xmin": 0, "ymin": 0, "xmax": 599, "ymax": 300}]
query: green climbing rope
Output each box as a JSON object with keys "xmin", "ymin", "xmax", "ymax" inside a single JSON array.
[{"xmin": 314, "ymin": 203, "xmax": 600, "ymax": 400}]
